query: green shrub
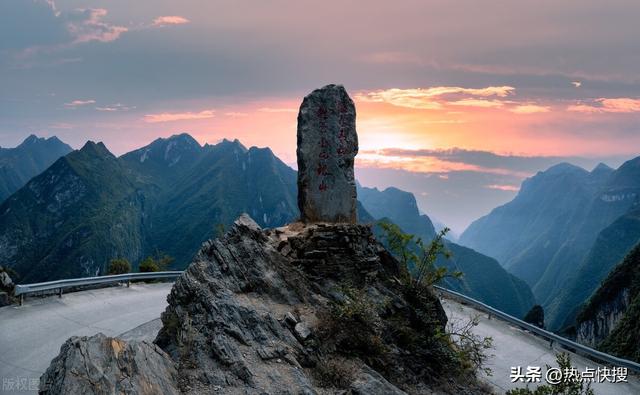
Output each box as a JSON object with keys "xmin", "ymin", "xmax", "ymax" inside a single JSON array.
[
  {"xmin": 107, "ymin": 258, "xmax": 131, "ymax": 275},
  {"xmin": 312, "ymin": 357, "xmax": 358, "ymax": 389},
  {"xmin": 139, "ymin": 253, "xmax": 174, "ymax": 272},
  {"xmin": 318, "ymin": 286, "xmax": 388, "ymax": 364},
  {"xmin": 379, "ymin": 220, "xmax": 461, "ymax": 290},
  {"xmin": 139, "ymin": 257, "xmax": 160, "ymax": 273}
]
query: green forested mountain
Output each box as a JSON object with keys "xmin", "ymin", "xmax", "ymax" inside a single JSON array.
[
  {"xmin": 0, "ymin": 135, "xmax": 72, "ymax": 202},
  {"xmin": 552, "ymin": 206, "xmax": 640, "ymax": 331},
  {"xmin": 358, "ymin": 185, "xmax": 535, "ymax": 317},
  {"xmin": 0, "ymin": 135, "xmax": 300, "ymax": 282},
  {"xmin": 0, "ymin": 141, "xmax": 151, "ymax": 281},
  {"xmin": 136, "ymin": 138, "xmax": 300, "ymax": 266},
  {"xmin": 460, "ymin": 158, "xmax": 640, "ymax": 330},
  {"xmin": 358, "ymin": 185, "xmax": 436, "ymax": 241}
]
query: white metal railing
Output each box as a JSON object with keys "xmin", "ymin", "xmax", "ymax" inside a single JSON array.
[
  {"xmin": 14, "ymin": 271, "xmax": 182, "ymax": 304},
  {"xmin": 434, "ymin": 285, "xmax": 640, "ymax": 373}
]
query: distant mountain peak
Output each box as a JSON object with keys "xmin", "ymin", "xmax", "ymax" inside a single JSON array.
[
  {"xmin": 592, "ymin": 162, "xmax": 613, "ymax": 172},
  {"xmin": 218, "ymin": 138, "xmax": 248, "ymax": 152},
  {"xmin": 544, "ymin": 162, "xmax": 587, "ymax": 175},
  {"xmin": 22, "ymin": 134, "xmax": 40, "ymax": 145},
  {"xmin": 79, "ymin": 141, "xmax": 113, "ymax": 158},
  {"xmin": 166, "ymin": 133, "xmax": 200, "ymax": 146},
  {"xmin": 0, "ymin": 134, "xmax": 73, "ymax": 201}
]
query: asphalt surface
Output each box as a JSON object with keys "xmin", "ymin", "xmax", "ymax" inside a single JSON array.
[
  {"xmin": 441, "ymin": 297, "xmax": 640, "ymax": 395},
  {"xmin": 1, "ymin": 282, "xmax": 639, "ymax": 394},
  {"xmin": 0, "ymin": 283, "xmax": 172, "ymax": 394}
]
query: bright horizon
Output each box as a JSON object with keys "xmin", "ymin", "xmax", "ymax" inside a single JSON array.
[{"xmin": 2, "ymin": 0, "xmax": 639, "ymax": 232}]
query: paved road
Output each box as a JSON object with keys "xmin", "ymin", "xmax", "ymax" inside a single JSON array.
[
  {"xmin": 0, "ymin": 283, "xmax": 172, "ymax": 394},
  {"xmin": 2, "ymin": 283, "xmax": 639, "ymax": 394},
  {"xmin": 441, "ymin": 297, "xmax": 640, "ymax": 395}
]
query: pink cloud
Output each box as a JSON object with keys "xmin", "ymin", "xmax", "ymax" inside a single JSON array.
[
  {"xmin": 67, "ymin": 9, "xmax": 128, "ymax": 43},
  {"xmin": 143, "ymin": 109, "xmax": 215, "ymax": 123},
  {"xmin": 355, "ymin": 86, "xmax": 514, "ymax": 110},
  {"xmin": 485, "ymin": 184, "xmax": 520, "ymax": 192},
  {"xmin": 64, "ymin": 99, "xmax": 96, "ymax": 107},
  {"xmin": 152, "ymin": 16, "xmax": 190, "ymax": 27},
  {"xmin": 568, "ymin": 98, "xmax": 640, "ymax": 113},
  {"xmin": 96, "ymin": 103, "xmax": 134, "ymax": 112}
]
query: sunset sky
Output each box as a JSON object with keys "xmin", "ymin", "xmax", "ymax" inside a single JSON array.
[{"xmin": 2, "ymin": 0, "xmax": 640, "ymax": 232}]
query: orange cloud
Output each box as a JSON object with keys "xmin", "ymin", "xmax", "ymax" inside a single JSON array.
[
  {"xmin": 355, "ymin": 86, "xmax": 514, "ymax": 110},
  {"xmin": 567, "ymin": 98, "xmax": 640, "ymax": 113},
  {"xmin": 599, "ymin": 98, "xmax": 640, "ymax": 112},
  {"xmin": 510, "ymin": 104, "xmax": 551, "ymax": 114},
  {"xmin": 357, "ymin": 150, "xmax": 528, "ymax": 177},
  {"xmin": 143, "ymin": 109, "xmax": 215, "ymax": 123},
  {"xmin": 448, "ymin": 98, "xmax": 505, "ymax": 108},
  {"xmin": 152, "ymin": 16, "xmax": 190, "ymax": 27}
]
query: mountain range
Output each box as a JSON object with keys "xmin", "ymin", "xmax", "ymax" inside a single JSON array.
[
  {"xmin": 0, "ymin": 135, "xmax": 72, "ymax": 202},
  {"xmin": 0, "ymin": 133, "xmax": 533, "ymax": 317},
  {"xmin": 358, "ymin": 185, "xmax": 535, "ymax": 317},
  {"xmin": 460, "ymin": 158, "xmax": 640, "ymax": 330},
  {"xmin": 0, "ymin": 134, "xmax": 300, "ymax": 282}
]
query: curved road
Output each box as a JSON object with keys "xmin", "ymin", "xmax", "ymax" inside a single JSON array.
[
  {"xmin": 441, "ymin": 297, "xmax": 640, "ymax": 395},
  {"xmin": 0, "ymin": 283, "xmax": 171, "ymax": 394},
  {"xmin": 1, "ymin": 283, "xmax": 639, "ymax": 394}
]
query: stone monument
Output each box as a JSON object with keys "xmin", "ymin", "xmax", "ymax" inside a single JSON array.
[{"xmin": 297, "ymin": 84, "xmax": 358, "ymax": 223}]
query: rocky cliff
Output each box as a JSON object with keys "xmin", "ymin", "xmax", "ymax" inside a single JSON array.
[
  {"xmin": 41, "ymin": 215, "xmax": 490, "ymax": 394},
  {"xmin": 575, "ymin": 288, "xmax": 630, "ymax": 347},
  {"xmin": 575, "ymin": 243, "xmax": 640, "ymax": 362}
]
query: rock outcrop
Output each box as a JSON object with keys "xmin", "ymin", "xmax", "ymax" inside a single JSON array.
[
  {"xmin": 39, "ymin": 333, "xmax": 179, "ymax": 395},
  {"xmin": 0, "ymin": 266, "xmax": 14, "ymax": 307},
  {"xmin": 152, "ymin": 214, "xmax": 484, "ymax": 394},
  {"xmin": 297, "ymin": 84, "xmax": 358, "ymax": 224}
]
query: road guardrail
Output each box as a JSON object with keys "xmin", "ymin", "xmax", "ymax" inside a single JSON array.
[
  {"xmin": 13, "ymin": 271, "xmax": 640, "ymax": 373},
  {"xmin": 434, "ymin": 285, "xmax": 640, "ymax": 373},
  {"xmin": 14, "ymin": 271, "xmax": 183, "ymax": 305}
]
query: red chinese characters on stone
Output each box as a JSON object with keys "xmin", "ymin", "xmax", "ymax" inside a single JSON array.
[{"xmin": 316, "ymin": 163, "xmax": 328, "ymax": 176}]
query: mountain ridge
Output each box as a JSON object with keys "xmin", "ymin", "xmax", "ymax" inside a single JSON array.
[
  {"xmin": 0, "ymin": 135, "xmax": 72, "ymax": 202},
  {"xmin": 460, "ymin": 156, "xmax": 640, "ymax": 330}
]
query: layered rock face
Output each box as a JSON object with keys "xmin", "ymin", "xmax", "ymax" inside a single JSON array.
[
  {"xmin": 40, "ymin": 333, "xmax": 179, "ymax": 395},
  {"xmin": 576, "ymin": 288, "xmax": 630, "ymax": 347},
  {"xmin": 297, "ymin": 84, "xmax": 358, "ymax": 224},
  {"xmin": 153, "ymin": 214, "xmax": 470, "ymax": 394}
]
